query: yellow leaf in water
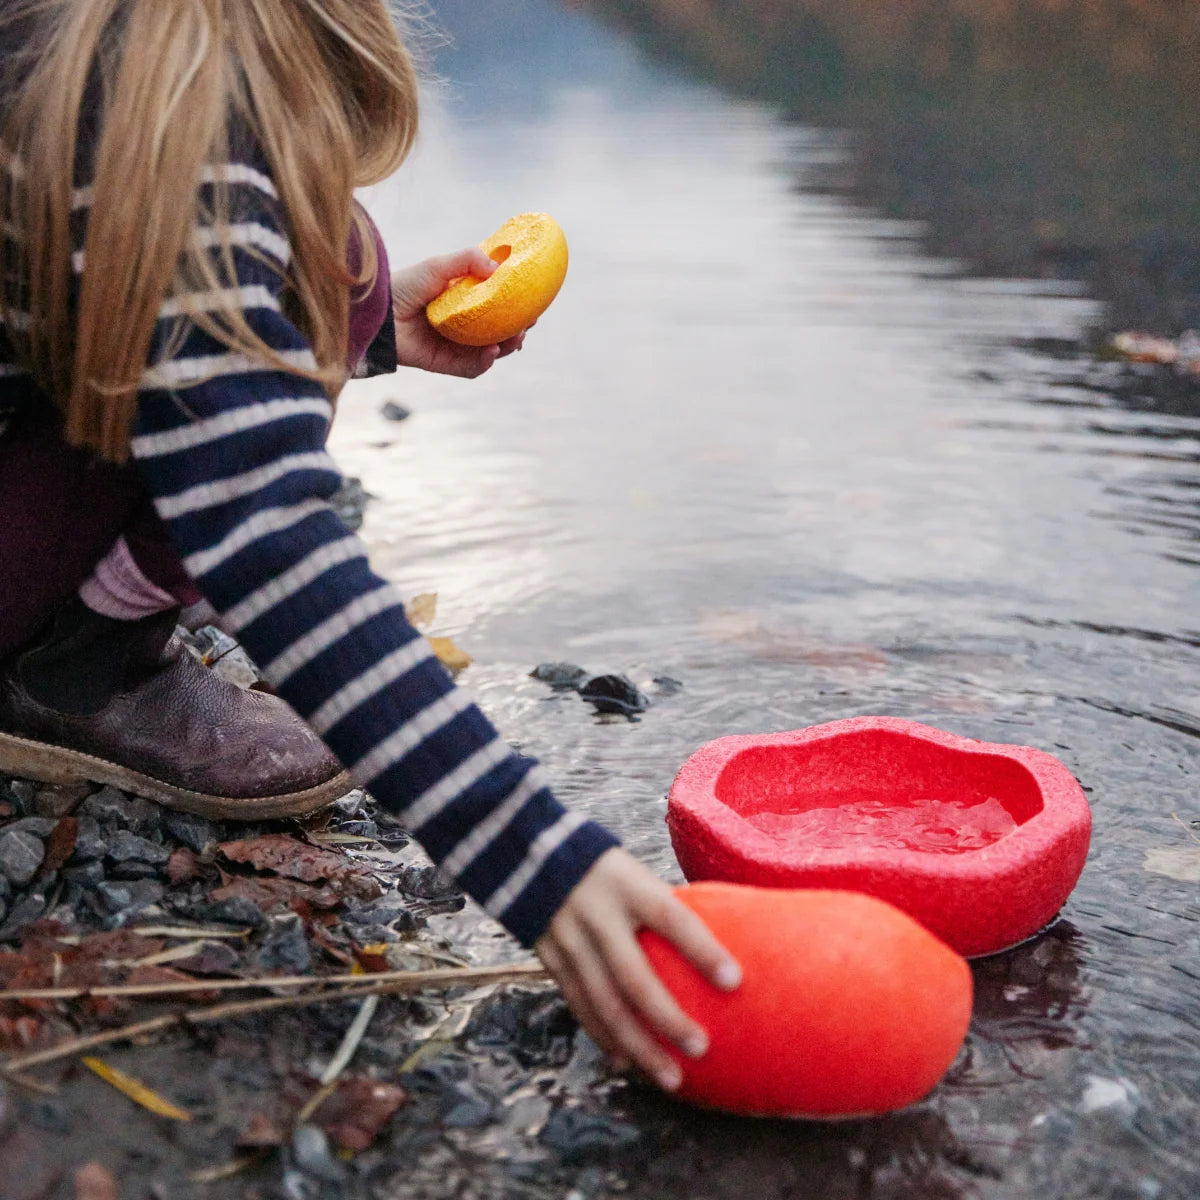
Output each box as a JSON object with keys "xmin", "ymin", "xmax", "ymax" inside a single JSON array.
[
  {"xmin": 1143, "ymin": 847, "xmax": 1200, "ymax": 883},
  {"xmin": 405, "ymin": 593, "xmax": 438, "ymax": 629},
  {"xmin": 82, "ymin": 1057, "xmax": 192, "ymax": 1121},
  {"xmin": 429, "ymin": 637, "xmax": 472, "ymax": 673}
]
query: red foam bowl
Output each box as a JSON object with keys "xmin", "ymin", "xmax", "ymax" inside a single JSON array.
[{"xmin": 667, "ymin": 717, "xmax": 1091, "ymax": 957}]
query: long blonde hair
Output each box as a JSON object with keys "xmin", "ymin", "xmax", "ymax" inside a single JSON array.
[{"xmin": 1, "ymin": 0, "xmax": 419, "ymax": 462}]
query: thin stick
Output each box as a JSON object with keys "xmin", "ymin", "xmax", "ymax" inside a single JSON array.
[
  {"xmin": 3, "ymin": 965, "xmax": 551, "ymax": 1073},
  {"xmin": 319, "ymin": 994, "xmax": 378, "ymax": 1086},
  {"xmin": 0, "ymin": 960, "xmax": 546, "ymax": 1003}
]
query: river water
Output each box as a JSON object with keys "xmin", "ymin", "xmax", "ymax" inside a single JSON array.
[{"xmin": 333, "ymin": 2, "xmax": 1200, "ymax": 1196}]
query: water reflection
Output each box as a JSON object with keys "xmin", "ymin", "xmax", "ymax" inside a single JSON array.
[{"xmin": 335, "ymin": 1, "xmax": 1200, "ymax": 1195}]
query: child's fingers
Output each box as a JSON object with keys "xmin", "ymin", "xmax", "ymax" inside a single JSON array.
[
  {"xmin": 591, "ymin": 924, "xmax": 708, "ymax": 1060},
  {"xmin": 640, "ymin": 889, "xmax": 742, "ymax": 992},
  {"xmin": 568, "ymin": 939, "xmax": 684, "ymax": 1092}
]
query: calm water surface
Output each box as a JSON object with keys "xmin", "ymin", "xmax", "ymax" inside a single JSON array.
[{"xmin": 333, "ymin": 3, "xmax": 1199, "ymax": 1195}]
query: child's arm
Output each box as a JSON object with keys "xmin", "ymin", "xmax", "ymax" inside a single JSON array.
[{"xmin": 115, "ymin": 155, "xmax": 738, "ymax": 1082}]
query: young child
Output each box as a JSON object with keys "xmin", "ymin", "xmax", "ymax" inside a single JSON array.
[{"xmin": 0, "ymin": 1, "xmax": 740, "ymax": 1092}]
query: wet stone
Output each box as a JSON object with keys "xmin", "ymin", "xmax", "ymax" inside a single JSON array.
[
  {"xmin": 578, "ymin": 674, "xmax": 650, "ymax": 717},
  {"xmin": 0, "ymin": 891, "xmax": 48, "ymax": 939},
  {"xmin": 80, "ymin": 787, "xmax": 158, "ymax": 835},
  {"xmin": 70, "ymin": 817, "xmax": 106, "ymax": 863},
  {"xmin": 538, "ymin": 1107, "xmax": 644, "ymax": 1166},
  {"xmin": 105, "ymin": 830, "xmax": 171, "ymax": 869},
  {"xmin": 109, "ymin": 861, "xmax": 163, "ymax": 882},
  {"xmin": 333, "ymin": 789, "xmax": 369, "ymax": 818},
  {"xmin": 0, "ymin": 874, "xmax": 9, "ymax": 902},
  {"xmin": 466, "ymin": 991, "xmax": 577, "ymax": 1069},
  {"xmin": 32, "ymin": 783, "xmax": 90, "ymax": 818},
  {"xmin": 0, "ymin": 829, "xmax": 46, "ymax": 887},
  {"xmin": 381, "ymin": 399, "xmax": 412, "ymax": 422},
  {"xmin": 395, "ymin": 865, "xmax": 462, "ymax": 902},
  {"xmin": 95, "ymin": 878, "xmax": 165, "ymax": 916},
  {"xmin": 291, "ymin": 1125, "xmax": 348, "ymax": 1184},
  {"xmin": 186, "ymin": 896, "xmax": 265, "ymax": 930},
  {"xmin": 442, "ymin": 1081, "xmax": 496, "ymax": 1129},
  {"xmin": 531, "ymin": 661, "xmax": 590, "ymax": 690},
  {"xmin": 3, "ymin": 779, "xmax": 35, "ymax": 816},
  {"xmin": 2, "ymin": 817, "xmax": 58, "ymax": 839},
  {"xmin": 335, "ymin": 818, "xmax": 380, "ymax": 840},
  {"xmin": 62, "ymin": 861, "xmax": 105, "ymax": 889},
  {"xmin": 176, "ymin": 940, "xmax": 241, "ymax": 976},
  {"xmin": 160, "ymin": 810, "xmax": 216, "ymax": 854},
  {"xmin": 258, "ymin": 913, "xmax": 312, "ymax": 974}
]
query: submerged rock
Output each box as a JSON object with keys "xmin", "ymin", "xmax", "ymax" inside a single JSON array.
[
  {"xmin": 0, "ymin": 829, "xmax": 45, "ymax": 887},
  {"xmin": 530, "ymin": 661, "xmax": 589, "ymax": 690},
  {"xmin": 578, "ymin": 674, "xmax": 650, "ymax": 717}
]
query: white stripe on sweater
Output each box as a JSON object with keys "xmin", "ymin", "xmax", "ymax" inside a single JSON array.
[
  {"xmin": 160, "ymin": 285, "xmax": 280, "ymax": 320},
  {"xmin": 131, "ymin": 397, "xmax": 331, "ymax": 458},
  {"xmin": 263, "ymin": 583, "xmax": 405, "ymax": 682},
  {"xmin": 180, "ymin": 499, "xmax": 330, "ymax": 578},
  {"xmin": 399, "ymin": 737, "xmax": 514, "ymax": 831},
  {"xmin": 141, "ymin": 348, "xmax": 316, "ymax": 390},
  {"xmin": 485, "ymin": 812, "xmax": 588, "ymax": 918},
  {"xmin": 310, "ymin": 636, "xmax": 443, "ymax": 736},
  {"xmin": 155, "ymin": 450, "xmax": 337, "ymax": 519},
  {"xmin": 438, "ymin": 766, "xmax": 548, "ymax": 881},
  {"xmin": 350, "ymin": 687, "xmax": 477, "ymax": 780},
  {"xmin": 221, "ymin": 535, "xmax": 364, "ymax": 631},
  {"xmin": 72, "ymin": 163, "xmax": 278, "ymax": 211},
  {"xmin": 75, "ymin": 221, "xmax": 292, "ymax": 277}
]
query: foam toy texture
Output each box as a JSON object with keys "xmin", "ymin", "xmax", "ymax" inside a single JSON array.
[
  {"xmin": 667, "ymin": 717, "xmax": 1092, "ymax": 958},
  {"xmin": 426, "ymin": 213, "xmax": 569, "ymax": 346},
  {"xmin": 638, "ymin": 883, "xmax": 973, "ymax": 1118}
]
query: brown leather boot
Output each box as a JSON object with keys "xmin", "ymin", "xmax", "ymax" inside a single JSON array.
[{"xmin": 0, "ymin": 598, "xmax": 350, "ymax": 819}]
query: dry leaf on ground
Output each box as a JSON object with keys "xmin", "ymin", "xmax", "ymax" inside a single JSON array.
[
  {"xmin": 82, "ymin": 1057, "xmax": 193, "ymax": 1121},
  {"xmin": 312, "ymin": 1077, "xmax": 409, "ymax": 1151}
]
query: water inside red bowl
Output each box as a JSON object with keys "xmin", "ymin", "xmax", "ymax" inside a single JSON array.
[
  {"xmin": 745, "ymin": 793, "xmax": 1018, "ymax": 854},
  {"xmin": 713, "ymin": 728, "xmax": 1043, "ymax": 856}
]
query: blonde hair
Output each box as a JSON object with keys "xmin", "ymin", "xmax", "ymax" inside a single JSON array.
[{"xmin": 1, "ymin": 0, "xmax": 419, "ymax": 462}]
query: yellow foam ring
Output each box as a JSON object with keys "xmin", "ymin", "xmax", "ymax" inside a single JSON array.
[{"xmin": 426, "ymin": 213, "xmax": 569, "ymax": 347}]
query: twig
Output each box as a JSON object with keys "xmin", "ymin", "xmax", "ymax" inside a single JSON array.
[
  {"xmin": 0, "ymin": 1066, "xmax": 58, "ymax": 1096},
  {"xmin": 3, "ymin": 964, "xmax": 551, "ymax": 1073},
  {"xmin": 189, "ymin": 1150, "xmax": 270, "ymax": 1185},
  {"xmin": 319, "ymin": 994, "xmax": 378, "ymax": 1086},
  {"xmin": 0, "ymin": 959, "xmax": 546, "ymax": 1003},
  {"xmin": 1170, "ymin": 811, "xmax": 1200, "ymax": 846}
]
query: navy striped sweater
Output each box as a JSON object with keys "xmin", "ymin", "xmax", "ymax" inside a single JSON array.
[{"xmin": 0, "ymin": 150, "xmax": 618, "ymax": 947}]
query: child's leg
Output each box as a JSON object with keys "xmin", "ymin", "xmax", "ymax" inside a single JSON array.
[{"xmin": 0, "ymin": 412, "xmax": 348, "ymax": 818}]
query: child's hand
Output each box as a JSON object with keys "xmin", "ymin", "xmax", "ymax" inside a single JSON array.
[
  {"xmin": 389, "ymin": 249, "xmax": 527, "ymax": 377},
  {"xmin": 534, "ymin": 847, "xmax": 742, "ymax": 1092}
]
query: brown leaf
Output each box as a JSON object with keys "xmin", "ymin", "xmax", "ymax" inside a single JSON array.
[
  {"xmin": 218, "ymin": 834, "xmax": 361, "ymax": 885},
  {"xmin": 124, "ymin": 965, "xmax": 220, "ymax": 1002},
  {"xmin": 0, "ymin": 1015, "xmax": 45, "ymax": 1052},
  {"xmin": 166, "ymin": 847, "xmax": 203, "ymax": 885},
  {"xmin": 404, "ymin": 592, "xmax": 438, "ymax": 629},
  {"xmin": 236, "ymin": 1111, "xmax": 286, "ymax": 1149},
  {"xmin": 210, "ymin": 874, "xmax": 344, "ymax": 912},
  {"xmin": 39, "ymin": 817, "xmax": 78, "ymax": 876},
  {"xmin": 73, "ymin": 1162, "xmax": 118, "ymax": 1200},
  {"xmin": 313, "ymin": 1078, "xmax": 408, "ymax": 1152}
]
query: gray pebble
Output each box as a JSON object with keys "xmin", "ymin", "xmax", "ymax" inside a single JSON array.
[
  {"xmin": 70, "ymin": 816, "xmax": 106, "ymax": 863},
  {"xmin": 291, "ymin": 1125, "xmax": 348, "ymax": 1183},
  {"xmin": 0, "ymin": 874, "xmax": 9, "ymax": 903},
  {"xmin": 258, "ymin": 913, "xmax": 312, "ymax": 974},
  {"xmin": 381, "ymin": 400, "xmax": 412, "ymax": 422},
  {"xmin": 0, "ymin": 829, "xmax": 46, "ymax": 887},
  {"xmin": 106, "ymin": 830, "xmax": 171, "ymax": 868},
  {"xmin": 32, "ymin": 784, "xmax": 90, "ymax": 819},
  {"xmin": 161, "ymin": 810, "xmax": 216, "ymax": 854},
  {"xmin": 4, "ymin": 779, "xmax": 36, "ymax": 815},
  {"xmin": 192, "ymin": 896, "xmax": 265, "ymax": 929},
  {"xmin": 3, "ymin": 817, "xmax": 57, "ymax": 839},
  {"xmin": 80, "ymin": 787, "xmax": 159, "ymax": 834},
  {"xmin": 63, "ymin": 861, "xmax": 105, "ymax": 889},
  {"xmin": 0, "ymin": 891, "xmax": 47, "ymax": 940},
  {"xmin": 95, "ymin": 878, "xmax": 165, "ymax": 916}
]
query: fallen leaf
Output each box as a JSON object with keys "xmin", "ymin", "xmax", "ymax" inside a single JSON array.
[
  {"xmin": 0, "ymin": 1014, "xmax": 44, "ymax": 1052},
  {"xmin": 218, "ymin": 835, "xmax": 362, "ymax": 885},
  {"xmin": 313, "ymin": 1078, "xmax": 408, "ymax": 1152},
  {"xmin": 1143, "ymin": 846, "xmax": 1200, "ymax": 883},
  {"xmin": 81, "ymin": 1057, "xmax": 193, "ymax": 1121},
  {"xmin": 210, "ymin": 874, "xmax": 344, "ymax": 912},
  {"xmin": 73, "ymin": 1162, "xmax": 118, "ymax": 1200},
  {"xmin": 429, "ymin": 636, "xmax": 472, "ymax": 672},
  {"xmin": 236, "ymin": 1111, "xmax": 286, "ymax": 1149},
  {"xmin": 166, "ymin": 847, "xmax": 203, "ymax": 885},
  {"xmin": 39, "ymin": 818, "xmax": 78, "ymax": 876},
  {"xmin": 405, "ymin": 593, "xmax": 438, "ymax": 629}
]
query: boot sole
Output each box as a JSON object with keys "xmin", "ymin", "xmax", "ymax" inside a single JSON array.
[{"xmin": 0, "ymin": 730, "xmax": 352, "ymax": 821}]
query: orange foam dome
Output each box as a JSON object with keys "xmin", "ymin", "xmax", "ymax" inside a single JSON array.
[
  {"xmin": 638, "ymin": 883, "xmax": 973, "ymax": 1118},
  {"xmin": 427, "ymin": 213, "xmax": 569, "ymax": 346}
]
